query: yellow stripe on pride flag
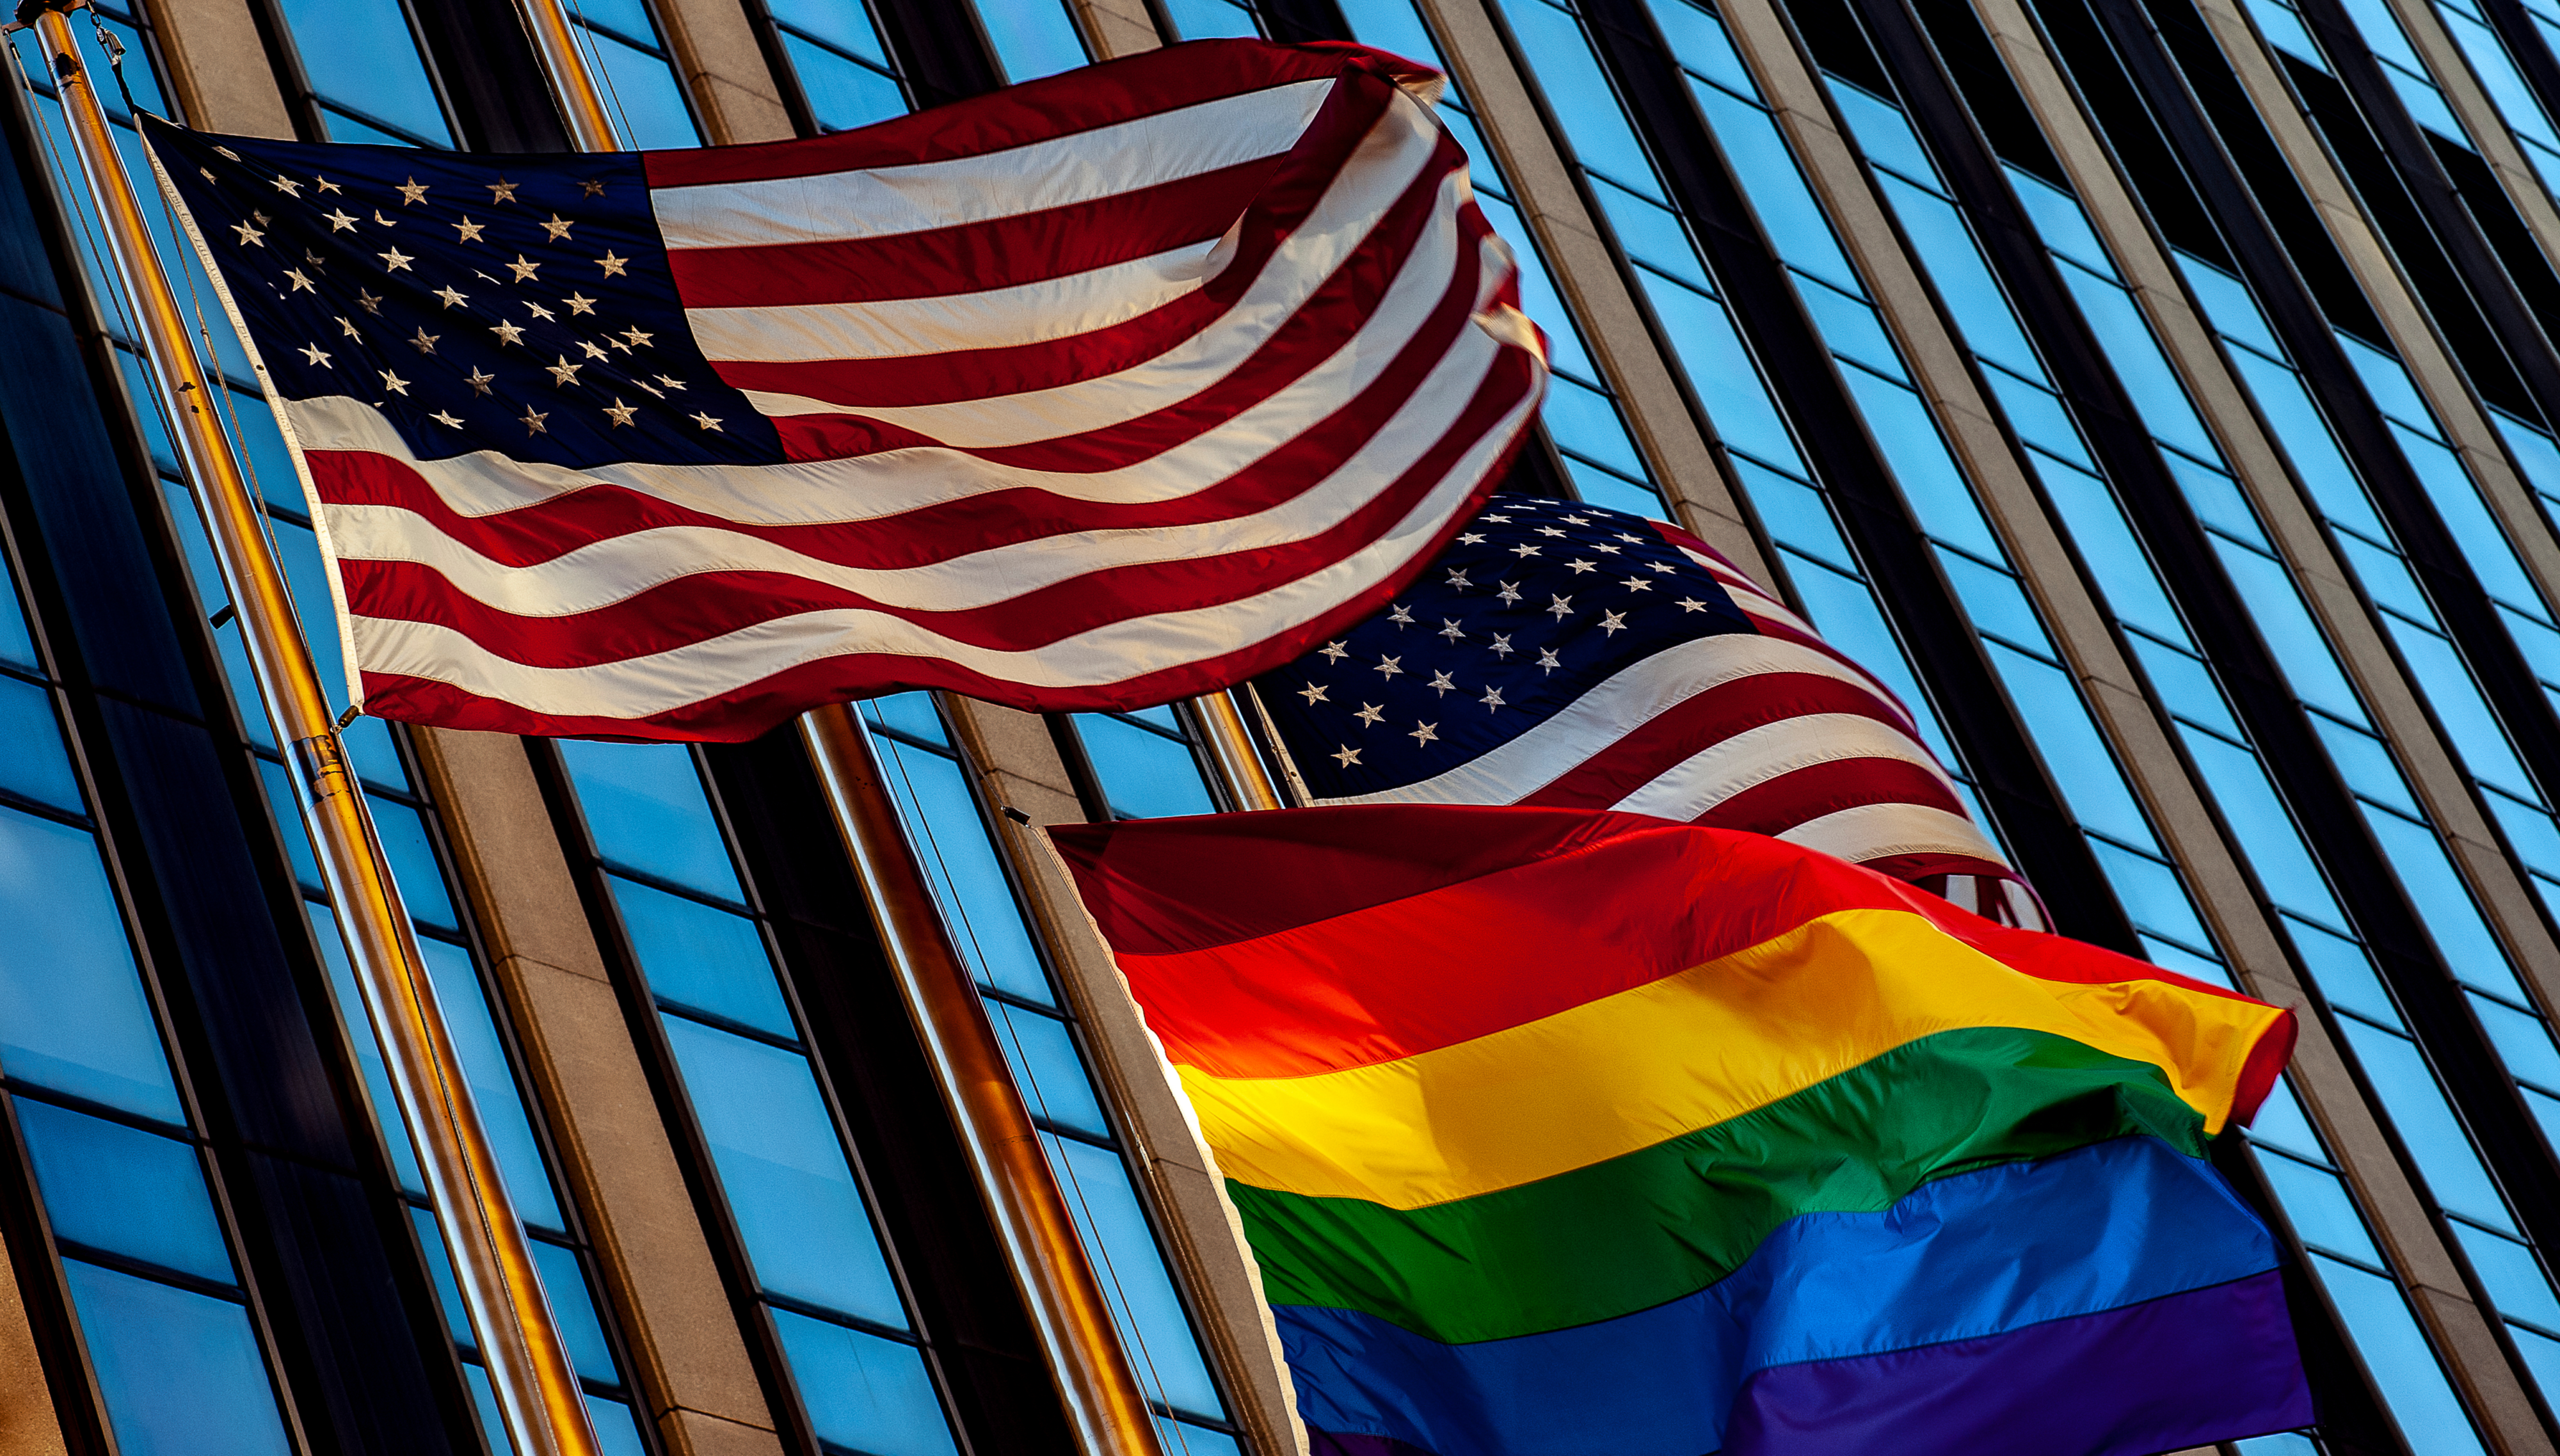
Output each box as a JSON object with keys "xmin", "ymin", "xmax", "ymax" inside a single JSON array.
[{"xmin": 1178, "ymin": 907, "xmax": 2284, "ymax": 1209}]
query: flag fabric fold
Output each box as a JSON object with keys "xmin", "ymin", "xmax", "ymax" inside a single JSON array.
[
  {"xmin": 143, "ymin": 39, "xmax": 1544, "ymax": 739},
  {"xmin": 1249, "ymin": 495, "xmax": 2040, "ymax": 922},
  {"xmin": 1052, "ymin": 804, "xmax": 2308, "ymax": 1456}
]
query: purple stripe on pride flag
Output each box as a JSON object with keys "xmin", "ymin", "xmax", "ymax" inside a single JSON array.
[
  {"xmin": 1723, "ymin": 1269, "xmax": 2310, "ymax": 1455},
  {"xmin": 1306, "ymin": 1272, "xmax": 2310, "ymax": 1456}
]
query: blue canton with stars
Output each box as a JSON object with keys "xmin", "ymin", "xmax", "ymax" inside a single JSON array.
[
  {"xmin": 146, "ymin": 118, "xmax": 780, "ymax": 468},
  {"xmin": 1252, "ymin": 496, "xmax": 1756, "ymax": 796}
]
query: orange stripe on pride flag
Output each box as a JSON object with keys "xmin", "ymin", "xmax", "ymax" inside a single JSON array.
[{"xmin": 1053, "ymin": 807, "xmax": 2285, "ymax": 1108}]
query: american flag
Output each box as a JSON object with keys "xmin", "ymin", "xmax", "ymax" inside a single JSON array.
[
  {"xmin": 141, "ymin": 40, "xmax": 1544, "ymax": 741},
  {"xmin": 1251, "ymin": 497, "xmax": 2039, "ymax": 920}
]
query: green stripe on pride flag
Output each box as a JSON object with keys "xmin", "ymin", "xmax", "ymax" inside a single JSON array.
[{"xmin": 1229, "ymin": 1026, "xmax": 2209, "ymax": 1345}]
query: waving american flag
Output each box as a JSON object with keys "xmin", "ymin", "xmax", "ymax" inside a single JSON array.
[
  {"xmin": 1251, "ymin": 498, "xmax": 2038, "ymax": 920},
  {"xmin": 143, "ymin": 40, "xmax": 1542, "ymax": 740}
]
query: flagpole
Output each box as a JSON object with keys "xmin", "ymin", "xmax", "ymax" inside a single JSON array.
[
  {"xmin": 20, "ymin": 8, "xmax": 604, "ymax": 1456},
  {"xmin": 500, "ymin": 7, "xmax": 1171, "ymax": 1452},
  {"xmin": 1193, "ymin": 691, "xmax": 1288, "ymax": 810}
]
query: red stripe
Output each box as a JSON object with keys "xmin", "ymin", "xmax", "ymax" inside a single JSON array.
[
  {"xmin": 640, "ymin": 40, "xmax": 1421, "ymax": 186},
  {"xmin": 704, "ymin": 97, "xmax": 1451, "ymax": 410},
  {"xmin": 348, "ymin": 412, "xmax": 1527, "ymax": 738},
  {"xmin": 1512, "ymin": 669, "xmax": 1917, "ymax": 809},
  {"xmin": 666, "ymin": 159, "xmax": 1279, "ymax": 309},
  {"xmin": 336, "ymin": 349, "xmax": 1536, "ymax": 664},
  {"xmin": 1045, "ymin": 807, "xmax": 2280, "ymax": 1082},
  {"xmin": 1691, "ymin": 755, "xmax": 1970, "ymax": 833}
]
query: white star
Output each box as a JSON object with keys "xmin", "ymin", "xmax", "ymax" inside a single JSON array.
[
  {"xmin": 355, "ymin": 289, "xmax": 382, "ymax": 314},
  {"xmin": 1548, "ymin": 594, "xmax": 1573, "ymax": 619},
  {"xmin": 619, "ymin": 325, "xmax": 653, "ymax": 349},
  {"xmin": 1438, "ymin": 619, "xmax": 1466, "ymax": 642},
  {"xmin": 546, "ymin": 355, "xmax": 583, "ymax": 387},
  {"xmin": 1388, "ymin": 604, "xmax": 1414, "ymax": 628},
  {"xmin": 507, "ymin": 254, "xmax": 541, "ymax": 282},
  {"xmin": 231, "ymin": 220, "xmax": 264, "ymax": 246},
  {"xmin": 1457, "ymin": 532, "xmax": 1485, "ymax": 545},
  {"xmin": 1409, "ymin": 722, "xmax": 1439, "ymax": 746},
  {"xmin": 488, "ymin": 178, "xmax": 519, "ymax": 203},
  {"xmin": 378, "ymin": 369, "xmax": 410, "ymax": 395},
  {"xmin": 434, "ymin": 285, "xmax": 468, "ymax": 309},
  {"xmin": 335, "ymin": 315, "xmax": 360, "ymax": 339},
  {"xmin": 323, "ymin": 208, "xmax": 357, "ymax": 232},
  {"xmin": 596, "ymin": 250, "xmax": 628, "ymax": 278},
  {"xmin": 263, "ymin": 176, "xmax": 300, "ymax": 200},
  {"xmin": 1354, "ymin": 703, "xmax": 1386, "ymax": 727},
  {"xmin": 1332, "ymin": 745, "xmax": 1361, "ymax": 767},
  {"xmin": 377, "ymin": 246, "xmax": 413, "ymax": 272},
  {"xmin": 1599, "ymin": 610, "xmax": 1629, "ymax": 636},
  {"xmin": 1592, "ymin": 542, "xmax": 1621, "ymax": 554},
  {"xmin": 1510, "ymin": 543, "xmax": 1541, "ymax": 558},
  {"xmin": 298, "ymin": 342, "xmax": 331, "ymax": 367},
  {"xmin": 491, "ymin": 319, "xmax": 525, "ymax": 346},
  {"xmin": 1622, "ymin": 577, "xmax": 1653, "ymax": 591},
  {"xmin": 452, "ymin": 217, "xmax": 487, "ymax": 243},
  {"xmin": 1566, "ymin": 559, "xmax": 1597, "ymax": 574},
  {"xmin": 1537, "ymin": 648, "xmax": 1562, "ymax": 673},
  {"xmin": 1373, "ymin": 655, "xmax": 1404, "ymax": 678},
  {"xmin": 691, "ymin": 412, "xmax": 723, "ymax": 431},
  {"xmin": 1484, "ymin": 514, "xmax": 1511, "ymax": 523},
  {"xmin": 396, "ymin": 177, "xmax": 429, "ymax": 205},
  {"xmin": 1535, "ymin": 525, "xmax": 1566, "ymax": 538},
  {"xmin": 578, "ymin": 340, "xmax": 609, "ymax": 360},
  {"xmin": 540, "ymin": 213, "xmax": 574, "ymax": 241},
  {"xmin": 371, "ymin": 209, "xmax": 399, "ymax": 228},
  {"xmin": 581, "ymin": 178, "xmax": 607, "ymax": 197},
  {"xmin": 1564, "ymin": 514, "xmax": 1589, "ymax": 525},
  {"xmin": 1444, "ymin": 568, "xmax": 1471, "ymax": 589},
  {"xmin": 1497, "ymin": 580, "xmax": 1522, "ymax": 604},
  {"xmin": 1676, "ymin": 597, "xmax": 1711, "ymax": 612},
  {"xmin": 213, "ymin": 145, "xmax": 240, "ymax": 161},
  {"xmin": 1647, "ymin": 561, "xmax": 1677, "ymax": 573},
  {"xmin": 602, "ymin": 397, "xmax": 638, "ymax": 426},
  {"xmin": 1318, "ymin": 641, "xmax": 1349, "ymax": 663},
  {"xmin": 1297, "ymin": 682, "xmax": 1329, "ymax": 705},
  {"xmin": 1480, "ymin": 686, "xmax": 1506, "ymax": 711},
  {"xmin": 409, "ymin": 327, "xmax": 439, "ymax": 354},
  {"xmin": 429, "ymin": 410, "xmax": 463, "ymax": 428},
  {"xmin": 465, "ymin": 367, "xmax": 495, "ymax": 395},
  {"xmin": 1488, "ymin": 634, "xmax": 1514, "ymax": 657},
  {"xmin": 653, "ymin": 374, "xmax": 687, "ymax": 392},
  {"xmin": 1427, "ymin": 671, "xmax": 1457, "ymax": 696},
  {"xmin": 1617, "ymin": 531, "xmax": 1645, "ymax": 542},
  {"xmin": 283, "ymin": 267, "xmax": 316, "ymax": 293},
  {"xmin": 313, "ymin": 175, "xmax": 340, "ymax": 194},
  {"xmin": 524, "ymin": 300, "xmax": 556, "ymax": 322},
  {"xmin": 564, "ymin": 292, "xmax": 597, "ymax": 316},
  {"xmin": 521, "ymin": 406, "xmax": 548, "ymax": 433}
]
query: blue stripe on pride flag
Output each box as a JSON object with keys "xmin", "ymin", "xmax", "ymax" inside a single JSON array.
[{"xmin": 1272, "ymin": 1136, "xmax": 2291, "ymax": 1456}]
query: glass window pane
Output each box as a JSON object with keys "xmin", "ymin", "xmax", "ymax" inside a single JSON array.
[
  {"xmin": 62, "ymin": 1261, "xmax": 292, "ymax": 1456},
  {"xmin": 17, "ymin": 1101, "xmax": 231, "ymax": 1283},
  {"xmin": 870, "ymin": 735, "xmax": 1052, "ymax": 1005},
  {"xmin": 369, "ymin": 795, "xmax": 458, "ymax": 934},
  {"xmin": 273, "ymin": 0, "xmax": 451, "ymax": 147},
  {"xmin": 989, "ymin": 1002, "xmax": 1108, "ymax": 1140},
  {"xmin": 0, "ymin": 674, "xmax": 80, "ymax": 813},
  {"xmin": 976, "ymin": 0, "xmax": 1089, "ymax": 81},
  {"xmin": 559, "ymin": 742, "xmax": 744, "ymax": 902},
  {"xmin": 2255, "ymin": 1149, "xmax": 2380, "ymax": 1265},
  {"xmin": 408, "ymin": 1206, "xmax": 470, "ymax": 1345},
  {"xmin": 1043, "ymin": 1133, "xmax": 1222, "ymax": 1420},
  {"xmin": 420, "ymin": 938, "xmax": 563, "ymax": 1231},
  {"xmin": 1158, "ymin": 0, "xmax": 1261, "ymax": 38},
  {"xmin": 2308, "ymin": 1252, "xmax": 2491, "ymax": 1456},
  {"xmin": 0, "ymin": 564, "xmax": 34, "ymax": 673},
  {"xmin": 2335, "ymin": 1018, "xmax": 2515, "ymax": 1232},
  {"xmin": 768, "ymin": 0, "xmax": 892, "ymax": 64},
  {"xmin": 528, "ymin": 1238, "xmax": 622, "ymax": 1387},
  {"xmin": 308, "ymin": 904, "xmax": 428, "ymax": 1194},
  {"xmin": 0, "ymin": 809, "xmax": 180, "ymax": 1122},
  {"xmin": 582, "ymin": 28, "xmax": 702, "ymax": 148},
  {"xmin": 780, "ymin": 35, "xmax": 909, "ymax": 134},
  {"xmin": 861, "ymin": 691, "xmax": 950, "ymax": 748},
  {"xmin": 610, "ymin": 874, "xmax": 795, "ymax": 1037},
  {"xmin": 2449, "ymin": 1220, "xmax": 2560, "ymax": 1332},
  {"xmin": 660, "ymin": 1018, "xmax": 904, "ymax": 1327},
  {"xmin": 1077, "ymin": 716, "xmax": 1214, "ymax": 820},
  {"xmin": 769, "ymin": 1311, "xmax": 958, "ymax": 1456}
]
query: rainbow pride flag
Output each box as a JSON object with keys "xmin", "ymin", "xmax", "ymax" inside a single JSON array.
[{"xmin": 1052, "ymin": 804, "xmax": 2310, "ymax": 1456}]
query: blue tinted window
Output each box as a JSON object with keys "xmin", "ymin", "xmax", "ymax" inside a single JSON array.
[
  {"xmin": 991, "ymin": 1002, "xmax": 1108, "ymax": 1140},
  {"xmin": 776, "ymin": 29, "xmax": 908, "ymax": 133},
  {"xmin": 975, "ymin": 0, "xmax": 1089, "ymax": 81},
  {"xmin": 559, "ymin": 741, "xmax": 744, "ymax": 901},
  {"xmin": 306, "ymin": 904, "xmax": 426, "ymax": 1195},
  {"xmin": 1075, "ymin": 714, "xmax": 1217, "ymax": 819},
  {"xmin": 1043, "ymin": 1133, "xmax": 1221, "ymax": 1418},
  {"xmin": 420, "ymin": 938, "xmax": 563, "ymax": 1231},
  {"xmin": 2310, "ymin": 1253, "xmax": 2491, "ymax": 1456},
  {"xmin": 0, "ymin": 674, "xmax": 79, "ymax": 813},
  {"xmin": 0, "ymin": 810, "xmax": 180, "ymax": 1122},
  {"xmin": 63, "ymin": 1263, "xmax": 292, "ymax": 1456},
  {"xmin": 0, "ymin": 566, "xmax": 37, "ymax": 673},
  {"xmin": 272, "ymin": 0, "xmax": 452, "ymax": 146},
  {"xmin": 660, "ymin": 1018, "xmax": 904, "ymax": 1327},
  {"xmin": 869, "ymin": 725, "xmax": 1052, "ymax": 1005},
  {"xmin": 770, "ymin": 1311, "xmax": 957, "ymax": 1456},
  {"xmin": 611, "ymin": 874, "xmax": 796, "ymax": 1037},
  {"xmin": 17, "ymin": 1102, "xmax": 230, "ymax": 1282}
]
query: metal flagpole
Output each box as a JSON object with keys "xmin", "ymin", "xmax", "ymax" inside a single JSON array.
[
  {"xmin": 502, "ymin": 6, "xmax": 1169, "ymax": 1452},
  {"xmin": 1192, "ymin": 691, "xmax": 1288, "ymax": 810},
  {"xmin": 19, "ymin": 7, "xmax": 605, "ymax": 1456}
]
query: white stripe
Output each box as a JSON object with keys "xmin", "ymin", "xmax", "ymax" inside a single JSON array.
[
  {"xmin": 1612, "ymin": 713, "xmax": 1958, "ymax": 820},
  {"xmin": 344, "ymin": 390, "xmax": 1534, "ymax": 719},
  {"xmin": 1302, "ymin": 634, "xmax": 1910, "ymax": 807},
  {"xmin": 1775, "ymin": 801, "xmax": 2012, "ymax": 870},
  {"xmin": 685, "ymin": 239, "xmax": 1224, "ymax": 363},
  {"xmin": 721, "ymin": 95, "xmax": 1456, "ymax": 442},
  {"xmin": 650, "ymin": 81, "xmax": 1335, "ymax": 250},
  {"xmin": 325, "ymin": 321, "xmax": 1508, "ymax": 617}
]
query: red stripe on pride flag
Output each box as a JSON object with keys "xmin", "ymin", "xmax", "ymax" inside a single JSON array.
[{"xmin": 1057, "ymin": 810, "xmax": 2292, "ymax": 1114}]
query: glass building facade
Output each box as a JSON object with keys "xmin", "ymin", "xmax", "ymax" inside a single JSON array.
[{"xmin": 2, "ymin": 0, "xmax": 2560, "ymax": 1451}]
